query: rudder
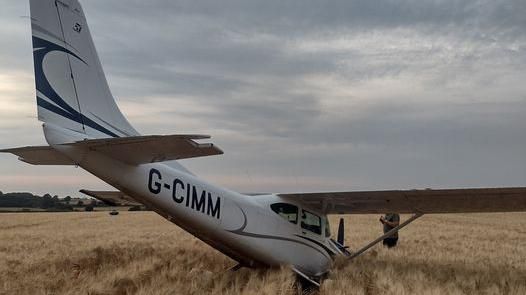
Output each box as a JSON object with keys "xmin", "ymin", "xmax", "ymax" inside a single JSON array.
[{"xmin": 30, "ymin": 0, "xmax": 138, "ymax": 139}]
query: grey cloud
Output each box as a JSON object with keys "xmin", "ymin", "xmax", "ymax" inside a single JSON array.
[
  {"xmin": 0, "ymin": 0, "xmax": 525, "ymax": 197},
  {"xmin": 90, "ymin": 0, "xmax": 526, "ymax": 33}
]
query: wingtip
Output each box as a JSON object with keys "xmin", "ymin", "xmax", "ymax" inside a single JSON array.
[
  {"xmin": 0, "ymin": 147, "xmax": 18, "ymax": 153},
  {"xmin": 79, "ymin": 189, "xmax": 95, "ymax": 198}
]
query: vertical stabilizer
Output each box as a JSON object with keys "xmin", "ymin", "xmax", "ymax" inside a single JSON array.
[{"xmin": 30, "ymin": 0, "xmax": 138, "ymax": 139}]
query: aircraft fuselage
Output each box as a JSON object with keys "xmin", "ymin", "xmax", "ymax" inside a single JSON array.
[{"xmin": 45, "ymin": 124, "xmax": 340, "ymax": 278}]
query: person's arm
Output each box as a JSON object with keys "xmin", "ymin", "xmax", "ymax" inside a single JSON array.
[
  {"xmin": 380, "ymin": 215, "xmax": 400, "ymax": 227},
  {"xmin": 383, "ymin": 219, "xmax": 399, "ymax": 227}
]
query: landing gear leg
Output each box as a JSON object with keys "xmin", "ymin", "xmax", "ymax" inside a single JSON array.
[
  {"xmin": 228, "ymin": 263, "xmax": 243, "ymax": 272},
  {"xmin": 294, "ymin": 274, "xmax": 319, "ymax": 295}
]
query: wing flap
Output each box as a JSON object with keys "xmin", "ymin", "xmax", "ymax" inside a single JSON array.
[
  {"xmin": 80, "ymin": 189, "xmax": 142, "ymax": 206},
  {"xmin": 64, "ymin": 134, "xmax": 223, "ymax": 165},
  {"xmin": 279, "ymin": 187, "xmax": 526, "ymax": 214},
  {"xmin": 0, "ymin": 146, "xmax": 75, "ymax": 165}
]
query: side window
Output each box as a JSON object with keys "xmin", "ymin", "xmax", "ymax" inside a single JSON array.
[
  {"xmin": 301, "ymin": 210, "xmax": 322, "ymax": 235},
  {"xmin": 270, "ymin": 203, "xmax": 298, "ymax": 224}
]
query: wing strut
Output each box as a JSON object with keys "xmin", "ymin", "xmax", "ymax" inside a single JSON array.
[{"xmin": 348, "ymin": 213, "xmax": 424, "ymax": 260}]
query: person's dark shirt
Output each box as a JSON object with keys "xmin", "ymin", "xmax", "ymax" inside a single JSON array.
[{"xmin": 383, "ymin": 213, "xmax": 400, "ymax": 238}]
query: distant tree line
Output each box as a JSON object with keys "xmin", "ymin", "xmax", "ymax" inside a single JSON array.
[
  {"xmin": 0, "ymin": 191, "xmax": 146, "ymax": 212},
  {"xmin": 0, "ymin": 191, "xmax": 96, "ymax": 211}
]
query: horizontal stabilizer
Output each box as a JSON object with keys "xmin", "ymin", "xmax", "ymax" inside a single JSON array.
[
  {"xmin": 0, "ymin": 146, "xmax": 74, "ymax": 165},
  {"xmin": 64, "ymin": 134, "xmax": 223, "ymax": 165},
  {"xmin": 80, "ymin": 189, "xmax": 142, "ymax": 206}
]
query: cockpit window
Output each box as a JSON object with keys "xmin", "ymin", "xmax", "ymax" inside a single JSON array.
[
  {"xmin": 324, "ymin": 217, "xmax": 331, "ymax": 237},
  {"xmin": 301, "ymin": 209, "xmax": 322, "ymax": 235},
  {"xmin": 270, "ymin": 203, "xmax": 298, "ymax": 224}
]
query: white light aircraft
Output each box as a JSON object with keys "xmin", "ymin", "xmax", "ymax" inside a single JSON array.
[{"xmin": 3, "ymin": 0, "xmax": 526, "ymax": 286}]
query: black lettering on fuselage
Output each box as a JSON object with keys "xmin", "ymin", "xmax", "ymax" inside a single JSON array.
[
  {"xmin": 172, "ymin": 178, "xmax": 184, "ymax": 203},
  {"xmin": 146, "ymin": 169, "xmax": 221, "ymax": 219},
  {"xmin": 148, "ymin": 168, "xmax": 162, "ymax": 194},
  {"xmin": 207, "ymin": 192, "xmax": 220, "ymax": 219},
  {"xmin": 191, "ymin": 186, "xmax": 206, "ymax": 213},
  {"xmin": 185, "ymin": 183, "xmax": 190, "ymax": 207}
]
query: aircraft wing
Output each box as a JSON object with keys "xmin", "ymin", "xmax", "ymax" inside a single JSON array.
[
  {"xmin": 65, "ymin": 134, "xmax": 223, "ymax": 165},
  {"xmin": 79, "ymin": 189, "xmax": 142, "ymax": 206},
  {"xmin": 278, "ymin": 187, "xmax": 526, "ymax": 214}
]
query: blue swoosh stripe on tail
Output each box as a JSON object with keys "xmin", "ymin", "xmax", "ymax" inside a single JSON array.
[
  {"xmin": 37, "ymin": 96, "xmax": 119, "ymax": 137},
  {"xmin": 33, "ymin": 36, "xmax": 120, "ymax": 138}
]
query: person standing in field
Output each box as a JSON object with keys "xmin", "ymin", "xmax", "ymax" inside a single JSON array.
[{"xmin": 380, "ymin": 213, "xmax": 400, "ymax": 248}]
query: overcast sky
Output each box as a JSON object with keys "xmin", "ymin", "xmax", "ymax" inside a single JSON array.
[{"xmin": 0, "ymin": 0, "xmax": 525, "ymax": 197}]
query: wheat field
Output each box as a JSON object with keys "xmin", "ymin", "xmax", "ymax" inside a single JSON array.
[{"xmin": 0, "ymin": 212, "xmax": 525, "ymax": 294}]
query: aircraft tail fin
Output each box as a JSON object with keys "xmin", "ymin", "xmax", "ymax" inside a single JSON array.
[{"xmin": 30, "ymin": 0, "xmax": 138, "ymax": 140}]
